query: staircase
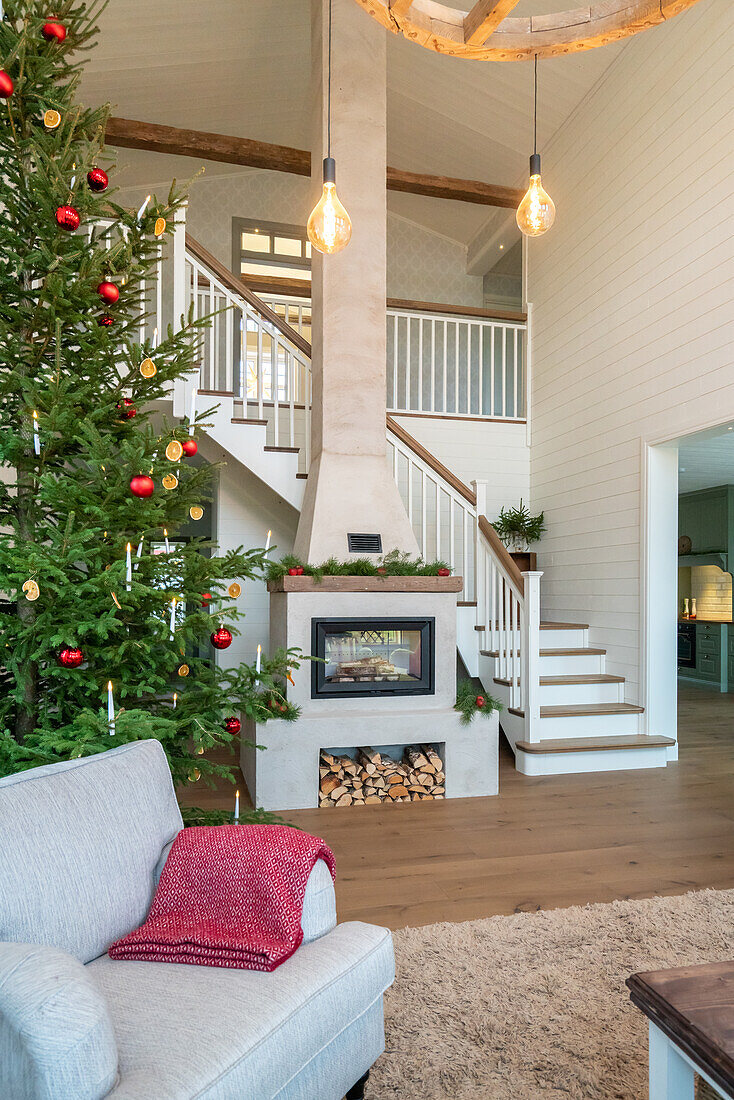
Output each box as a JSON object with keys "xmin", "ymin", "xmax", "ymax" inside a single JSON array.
[{"xmin": 147, "ymin": 215, "xmax": 675, "ymax": 777}]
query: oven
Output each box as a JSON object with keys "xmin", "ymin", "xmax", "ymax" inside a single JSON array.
[{"xmin": 677, "ymin": 622, "xmax": 696, "ymax": 669}]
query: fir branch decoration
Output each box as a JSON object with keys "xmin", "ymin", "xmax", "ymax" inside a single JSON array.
[
  {"xmin": 454, "ymin": 680, "xmax": 501, "ymax": 725},
  {"xmin": 265, "ymin": 549, "xmax": 452, "ymax": 582},
  {"xmin": 493, "ymin": 499, "xmax": 546, "ymax": 551}
]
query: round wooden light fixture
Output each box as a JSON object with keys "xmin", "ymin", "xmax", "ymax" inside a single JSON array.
[{"xmin": 352, "ymin": 0, "xmax": 703, "ymax": 60}]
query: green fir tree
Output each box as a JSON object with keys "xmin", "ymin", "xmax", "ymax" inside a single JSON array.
[{"xmin": 0, "ymin": 0, "xmax": 301, "ymax": 814}]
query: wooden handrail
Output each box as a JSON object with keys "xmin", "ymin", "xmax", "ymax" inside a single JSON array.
[
  {"xmin": 185, "ymin": 233, "xmax": 312, "ymax": 359},
  {"xmin": 386, "ymin": 415, "xmax": 477, "ymax": 506},
  {"xmin": 478, "ymin": 516, "xmax": 525, "ymax": 597}
]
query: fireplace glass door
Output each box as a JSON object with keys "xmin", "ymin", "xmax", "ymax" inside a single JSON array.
[{"xmin": 311, "ymin": 618, "xmax": 435, "ymax": 698}]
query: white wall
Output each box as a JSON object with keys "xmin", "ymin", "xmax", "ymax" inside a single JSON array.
[
  {"xmin": 392, "ymin": 416, "xmax": 530, "ymax": 521},
  {"xmin": 115, "ymin": 165, "xmax": 483, "ymax": 306},
  {"xmin": 527, "ymin": 0, "xmax": 734, "ymax": 701}
]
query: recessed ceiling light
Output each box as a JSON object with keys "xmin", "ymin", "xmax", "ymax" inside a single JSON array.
[
  {"xmin": 728, "ymin": 426, "xmax": 733, "ymax": 431},
  {"xmin": 680, "ymin": 467, "xmax": 686, "ymax": 472},
  {"xmin": 499, "ymin": 244, "xmax": 504, "ymax": 249}
]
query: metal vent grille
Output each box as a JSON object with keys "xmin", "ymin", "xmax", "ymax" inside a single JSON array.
[{"xmin": 347, "ymin": 533, "xmax": 382, "ymax": 554}]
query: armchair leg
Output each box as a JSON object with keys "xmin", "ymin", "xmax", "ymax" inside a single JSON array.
[{"xmin": 345, "ymin": 1070, "xmax": 369, "ymax": 1099}]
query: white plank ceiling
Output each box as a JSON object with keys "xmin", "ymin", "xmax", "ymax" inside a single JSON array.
[{"xmin": 79, "ymin": 0, "xmax": 631, "ymax": 247}]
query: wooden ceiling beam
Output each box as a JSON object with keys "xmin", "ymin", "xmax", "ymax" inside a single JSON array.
[
  {"xmin": 105, "ymin": 117, "xmax": 523, "ymax": 209},
  {"xmin": 463, "ymin": 0, "xmax": 522, "ymax": 46}
]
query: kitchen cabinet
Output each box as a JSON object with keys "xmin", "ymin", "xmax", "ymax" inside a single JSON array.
[
  {"xmin": 679, "ymin": 621, "xmax": 731, "ymax": 691},
  {"xmin": 679, "ymin": 486, "xmax": 734, "ymax": 555}
]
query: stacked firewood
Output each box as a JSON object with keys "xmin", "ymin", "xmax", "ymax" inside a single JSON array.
[{"xmin": 319, "ymin": 745, "xmax": 445, "ymax": 807}]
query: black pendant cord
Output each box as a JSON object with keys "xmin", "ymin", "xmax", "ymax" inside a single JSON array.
[
  {"xmin": 533, "ymin": 53, "xmax": 538, "ymax": 156},
  {"xmin": 327, "ymin": 0, "xmax": 333, "ymax": 160}
]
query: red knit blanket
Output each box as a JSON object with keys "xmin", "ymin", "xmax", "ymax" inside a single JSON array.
[{"xmin": 108, "ymin": 824, "xmax": 336, "ymax": 972}]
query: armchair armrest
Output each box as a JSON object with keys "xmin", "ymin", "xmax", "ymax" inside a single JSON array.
[
  {"xmin": 301, "ymin": 859, "xmax": 337, "ymax": 943},
  {"xmin": 0, "ymin": 942, "xmax": 118, "ymax": 1100}
]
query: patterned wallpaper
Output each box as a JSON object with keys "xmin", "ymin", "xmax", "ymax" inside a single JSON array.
[{"xmin": 117, "ymin": 166, "xmax": 484, "ymax": 307}]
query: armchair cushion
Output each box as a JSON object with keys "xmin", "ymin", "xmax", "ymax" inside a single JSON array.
[
  {"xmin": 0, "ymin": 942, "xmax": 118, "ymax": 1100},
  {"xmin": 91, "ymin": 921, "xmax": 394, "ymax": 1100}
]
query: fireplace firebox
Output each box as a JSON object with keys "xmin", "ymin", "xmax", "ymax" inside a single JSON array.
[{"xmin": 311, "ymin": 617, "xmax": 435, "ymax": 698}]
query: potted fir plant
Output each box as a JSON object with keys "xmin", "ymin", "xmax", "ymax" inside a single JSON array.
[{"xmin": 493, "ymin": 500, "xmax": 545, "ymax": 571}]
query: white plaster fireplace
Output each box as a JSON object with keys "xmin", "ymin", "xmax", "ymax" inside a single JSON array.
[{"xmin": 240, "ymin": 575, "xmax": 499, "ymax": 811}]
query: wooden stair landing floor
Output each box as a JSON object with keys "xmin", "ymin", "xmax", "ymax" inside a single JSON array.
[
  {"xmin": 515, "ymin": 735, "xmax": 675, "ymax": 755},
  {"xmin": 495, "ymin": 674, "xmax": 626, "ymax": 687},
  {"xmin": 508, "ymin": 702, "xmax": 645, "ymax": 719},
  {"xmin": 482, "ymin": 647, "xmax": 606, "ymax": 658}
]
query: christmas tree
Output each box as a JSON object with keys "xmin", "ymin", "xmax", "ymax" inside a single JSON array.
[{"xmin": 0, "ymin": 0, "xmax": 300, "ymax": 813}]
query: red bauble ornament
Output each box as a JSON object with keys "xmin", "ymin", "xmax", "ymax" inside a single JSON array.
[
  {"xmin": 201, "ymin": 592, "xmax": 213, "ymax": 607},
  {"xmin": 438, "ymin": 567, "xmax": 451, "ymax": 577},
  {"xmin": 98, "ymin": 313, "xmax": 115, "ymax": 327},
  {"xmin": 116, "ymin": 398, "xmax": 136, "ymax": 420},
  {"xmin": 42, "ymin": 21, "xmax": 66, "ymax": 42},
  {"xmin": 475, "ymin": 695, "xmax": 485, "ymax": 708},
  {"xmin": 58, "ymin": 646, "xmax": 83, "ymax": 668},
  {"xmin": 223, "ymin": 716, "xmax": 241, "ymax": 735},
  {"xmin": 377, "ymin": 567, "xmax": 386, "ymax": 575},
  {"xmin": 210, "ymin": 626, "xmax": 233, "ymax": 650},
  {"xmin": 288, "ymin": 567, "xmax": 300, "ymax": 576},
  {"xmin": 87, "ymin": 167, "xmax": 108, "ymax": 193},
  {"xmin": 0, "ymin": 71, "xmax": 14, "ymax": 98},
  {"xmin": 181, "ymin": 439, "xmax": 198, "ymax": 457},
  {"xmin": 129, "ymin": 474, "xmax": 154, "ymax": 498},
  {"xmin": 98, "ymin": 280, "xmax": 119, "ymax": 304},
  {"xmin": 55, "ymin": 204, "xmax": 80, "ymax": 231}
]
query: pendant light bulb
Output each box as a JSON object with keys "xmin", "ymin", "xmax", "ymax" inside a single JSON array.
[
  {"xmin": 516, "ymin": 153, "xmax": 556, "ymax": 237},
  {"xmin": 308, "ymin": 157, "xmax": 352, "ymax": 255}
]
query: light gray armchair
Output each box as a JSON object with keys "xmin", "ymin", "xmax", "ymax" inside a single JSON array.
[{"xmin": 0, "ymin": 740, "xmax": 394, "ymax": 1099}]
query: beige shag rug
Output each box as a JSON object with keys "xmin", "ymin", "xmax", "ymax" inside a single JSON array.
[{"xmin": 368, "ymin": 889, "xmax": 734, "ymax": 1098}]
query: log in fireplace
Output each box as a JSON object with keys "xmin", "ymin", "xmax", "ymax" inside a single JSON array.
[{"xmin": 311, "ymin": 617, "xmax": 435, "ymax": 698}]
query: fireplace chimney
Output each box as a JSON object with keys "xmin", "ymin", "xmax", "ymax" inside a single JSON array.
[{"xmin": 293, "ymin": 0, "xmax": 419, "ymax": 562}]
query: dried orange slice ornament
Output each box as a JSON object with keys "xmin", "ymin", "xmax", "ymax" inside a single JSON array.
[
  {"xmin": 177, "ymin": 663, "xmax": 190, "ymax": 677},
  {"xmin": 188, "ymin": 768, "xmax": 201, "ymax": 782},
  {"xmin": 154, "ymin": 216, "xmax": 166, "ymax": 237},
  {"xmin": 228, "ymin": 582, "xmax": 242, "ymax": 599},
  {"xmin": 22, "ymin": 579, "xmax": 40, "ymax": 601},
  {"xmin": 140, "ymin": 357, "xmax": 157, "ymax": 378},
  {"xmin": 189, "ymin": 505, "xmax": 204, "ymax": 521},
  {"xmin": 165, "ymin": 440, "xmax": 183, "ymax": 462},
  {"xmin": 162, "ymin": 473, "xmax": 178, "ymax": 490},
  {"xmin": 44, "ymin": 109, "xmax": 61, "ymax": 130}
]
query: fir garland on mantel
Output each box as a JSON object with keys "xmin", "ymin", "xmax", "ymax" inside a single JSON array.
[{"xmin": 266, "ymin": 549, "xmax": 452, "ymax": 583}]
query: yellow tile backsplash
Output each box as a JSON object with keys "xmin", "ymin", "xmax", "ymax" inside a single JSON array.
[{"xmin": 691, "ymin": 565, "xmax": 733, "ymax": 621}]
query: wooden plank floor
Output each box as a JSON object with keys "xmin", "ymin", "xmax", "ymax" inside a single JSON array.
[{"xmin": 179, "ymin": 683, "xmax": 734, "ymax": 930}]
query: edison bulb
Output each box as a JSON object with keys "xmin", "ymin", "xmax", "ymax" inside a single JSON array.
[
  {"xmin": 307, "ymin": 157, "xmax": 352, "ymax": 255},
  {"xmin": 516, "ymin": 154, "xmax": 555, "ymax": 238}
]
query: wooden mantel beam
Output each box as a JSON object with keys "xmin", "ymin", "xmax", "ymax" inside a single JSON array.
[
  {"xmin": 463, "ymin": 0, "xmax": 522, "ymax": 46},
  {"xmin": 389, "ymin": 0, "xmax": 414, "ymax": 14},
  {"xmin": 105, "ymin": 117, "xmax": 522, "ymax": 210}
]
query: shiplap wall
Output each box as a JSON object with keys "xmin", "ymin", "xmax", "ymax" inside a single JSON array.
[
  {"xmin": 392, "ymin": 416, "xmax": 530, "ymax": 521},
  {"xmin": 528, "ymin": 0, "xmax": 734, "ymax": 699}
]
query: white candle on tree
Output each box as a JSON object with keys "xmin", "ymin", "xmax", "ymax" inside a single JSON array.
[
  {"xmin": 255, "ymin": 643, "xmax": 262, "ymax": 686},
  {"xmin": 163, "ymin": 528, "xmax": 170, "ymax": 555},
  {"xmin": 234, "ymin": 788, "xmax": 240, "ymax": 825},
  {"xmin": 136, "ymin": 194, "xmax": 151, "ymax": 222},
  {"xmin": 173, "ymin": 692, "xmax": 177, "ymax": 709},
  {"xmin": 125, "ymin": 543, "xmax": 132, "ymax": 591},
  {"xmin": 264, "ymin": 530, "xmax": 272, "ymax": 553},
  {"xmin": 189, "ymin": 386, "xmax": 197, "ymax": 435},
  {"xmin": 107, "ymin": 681, "xmax": 115, "ymax": 736},
  {"xmin": 32, "ymin": 410, "xmax": 40, "ymax": 456},
  {"xmin": 169, "ymin": 597, "xmax": 176, "ymax": 639},
  {"xmin": 135, "ymin": 535, "xmax": 143, "ymax": 570}
]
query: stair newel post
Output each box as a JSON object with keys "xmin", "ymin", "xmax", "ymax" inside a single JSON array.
[
  {"xmin": 471, "ymin": 480, "xmax": 488, "ymax": 616},
  {"xmin": 171, "ymin": 204, "xmax": 188, "ymax": 418},
  {"xmin": 521, "ymin": 571, "xmax": 543, "ymax": 743}
]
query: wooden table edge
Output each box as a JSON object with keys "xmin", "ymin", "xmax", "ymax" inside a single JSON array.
[{"xmin": 627, "ymin": 973, "xmax": 734, "ymax": 1097}]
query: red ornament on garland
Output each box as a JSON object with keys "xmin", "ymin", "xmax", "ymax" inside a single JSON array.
[
  {"xmin": 0, "ymin": 71, "xmax": 14, "ymax": 98},
  {"xmin": 287, "ymin": 567, "xmax": 300, "ymax": 576},
  {"xmin": 438, "ymin": 567, "xmax": 451, "ymax": 577},
  {"xmin": 58, "ymin": 646, "xmax": 83, "ymax": 668},
  {"xmin": 55, "ymin": 204, "xmax": 80, "ymax": 231},
  {"xmin": 98, "ymin": 280, "xmax": 119, "ymax": 304},
  {"xmin": 98, "ymin": 313, "xmax": 115, "ymax": 327},
  {"xmin": 87, "ymin": 167, "xmax": 108, "ymax": 192},
  {"xmin": 201, "ymin": 592, "xmax": 213, "ymax": 607},
  {"xmin": 116, "ymin": 398, "xmax": 136, "ymax": 420},
  {"xmin": 42, "ymin": 20, "xmax": 66, "ymax": 42},
  {"xmin": 181, "ymin": 439, "xmax": 198, "ymax": 457},
  {"xmin": 223, "ymin": 716, "xmax": 241, "ymax": 735},
  {"xmin": 210, "ymin": 626, "xmax": 233, "ymax": 650},
  {"xmin": 475, "ymin": 695, "xmax": 485, "ymax": 708},
  {"xmin": 129, "ymin": 474, "xmax": 154, "ymax": 498}
]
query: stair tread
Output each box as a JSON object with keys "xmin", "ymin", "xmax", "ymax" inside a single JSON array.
[
  {"xmin": 231, "ymin": 417, "xmax": 268, "ymax": 425},
  {"xmin": 508, "ymin": 702, "xmax": 644, "ymax": 718},
  {"xmin": 540, "ymin": 621, "xmax": 590, "ymax": 630},
  {"xmin": 515, "ymin": 735, "xmax": 675, "ymax": 755},
  {"xmin": 295, "ymin": 472, "xmax": 308, "ymax": 479},
  {"xmin": 264, "ymin": 445, "xmax": 300, "ymax": 453},
  {"xmin": 494, "ymin": 674, "xmax": 625, "ymax": 687}
]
